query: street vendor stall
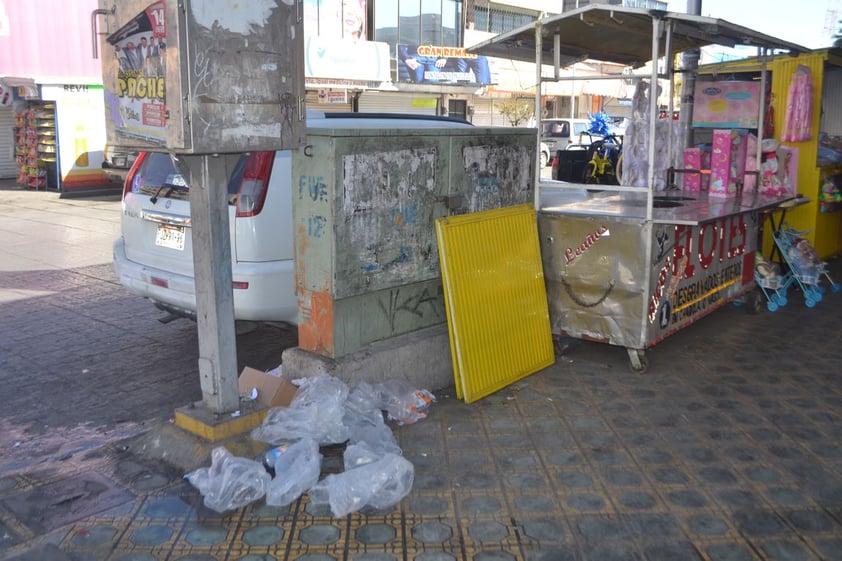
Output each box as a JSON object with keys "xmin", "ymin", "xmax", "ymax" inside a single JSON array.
[{"xmin": 470, "ymin": 5, "xmax": 806, "ymax": 372}]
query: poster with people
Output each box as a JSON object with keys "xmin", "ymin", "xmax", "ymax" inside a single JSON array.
[
  {"xmin": 304, "ymin": 0, "xmax": 366, "ymax": 42},
  {"xmin": 106, "ymin": 1, "xmax": 167, "ymax": 146},
  {"xmin": 397, "ymin": 44, "xmax": 493, "ymax": 86}
]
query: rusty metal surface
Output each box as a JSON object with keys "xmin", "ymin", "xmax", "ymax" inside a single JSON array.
[{"xmin": 98, "ymin": 0, "xmax": 305, "ymax": 153}]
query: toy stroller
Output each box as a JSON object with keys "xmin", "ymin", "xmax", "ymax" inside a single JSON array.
[
  {"xmin": 773, "ymin": 224, "xmax": 841, "ymax": 307},
  {"xmin": 754, "ymin": 252, "xmax": 791, "ymax": 312}
]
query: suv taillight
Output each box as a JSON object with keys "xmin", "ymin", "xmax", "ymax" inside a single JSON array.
[
  {"xmin": 236, "ymin": 151, "xmax": 274, "ymax": 217},
  {"xmin": 123, "ymin": 152, "xmax": 150, "ymax": 199}
]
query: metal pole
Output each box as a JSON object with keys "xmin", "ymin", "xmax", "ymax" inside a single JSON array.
[
  {"xmin": 679, "ymin": 0, "xmax": 702, "ymax": 150},
  {"xmin": 535, "ymin": 20, "xmax": 543, "ymax": 210},
  {"xmin": 180, "ymin": 153, "xmax": 241, "ymax": 414}
]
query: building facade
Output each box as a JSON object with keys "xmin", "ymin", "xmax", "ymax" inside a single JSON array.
[
  {"xmin": 305, "ymin": 0, "xmax": 667, "ymax": 124},
  {"xmin": 0, "ymin": 0, "xmax": 671, "ymax": 183}
]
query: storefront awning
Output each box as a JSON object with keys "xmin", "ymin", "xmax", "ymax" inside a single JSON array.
[{"xmin": 0, "ymin": 76, "xmax": 39, "ymax": 106}]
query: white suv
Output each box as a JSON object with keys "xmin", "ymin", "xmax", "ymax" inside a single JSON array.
[{"xmin": 112, "ymin": 112, "xmax": 473, "ymax": 323}]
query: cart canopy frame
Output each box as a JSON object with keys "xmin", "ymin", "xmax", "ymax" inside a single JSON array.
[{"xmin": 467, "ymin": 5, "xmax": 806, "ymax": 68}]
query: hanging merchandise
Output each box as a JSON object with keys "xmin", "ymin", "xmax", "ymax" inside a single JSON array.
[
  {"xmin": 782, "ymin": 65, "xmax": 813, "ymax": 142},
  {"xmin": 763, "ymin": 79, "xmax": 775, "ymax": 140}
]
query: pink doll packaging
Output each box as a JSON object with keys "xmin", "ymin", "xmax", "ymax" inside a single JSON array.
[
  {"xmin": 710, "ymin": 129, "xmax": 747, "ymax": 197},
  {"xmin": 682, "ymin": 147, "xmax": 710, "ymax": 191}
]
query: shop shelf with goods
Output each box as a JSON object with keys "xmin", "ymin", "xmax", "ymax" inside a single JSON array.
[
  {"xmin": 14, "ymin": 102, "xmax": 57, "ymax": 190},
  {"xmin": 698, "ymin": 50, "xmax": 842, "ymax": 261}
]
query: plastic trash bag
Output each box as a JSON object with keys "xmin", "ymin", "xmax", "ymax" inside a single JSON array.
[
  {"xmin": 185, "ymin": 447, "xmax": 270, "ymax": 513},
  {"xmin": 372, "ymin": 380, "xmax": 435, "ymax": 425},
  {"xmin": 251, "ymin": 375, "xmax": 350, "ymax": 445},
  {"xmin": 348, "ymin": 420, "xmax": 401, "ymax": 457},
  {"xmin": 344, "ymin": 441, "xmax": 389, "ymax": 469},
  {"xmin": 308, "ymin": 452, "xmax": 414, "ymax": 517},
  {"xmin": 344, "ymin": 382, "xmax": 385, "ymax": 429},
  {"xmin": 265, "ymin": 438, "xmax": 322, "ymax": 507}
]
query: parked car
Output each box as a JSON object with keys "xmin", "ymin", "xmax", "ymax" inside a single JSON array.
[
  {"xmin": 540, "ymin": 142, "xmax": 551, "ymax": 167},
  {"xmin": 540, "ymin": 118, "xmax": 593, "ymax": 156},
  {"xmin": 101, "ymin": 144, "xmax": 139, "ymax": 185},
  {"xmin": 112, "ymin": 112, "xmax": 473, "ymax": 324}
]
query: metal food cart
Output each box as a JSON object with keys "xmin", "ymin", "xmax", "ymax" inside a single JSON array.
[{"xmin": 470, "ymin": 6, "xmax": 806, "ymax": 372}]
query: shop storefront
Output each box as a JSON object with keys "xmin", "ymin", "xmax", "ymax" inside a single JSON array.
[{"xmin": 4, "ymin": 80, "xmax": 108, "ymax": 191}]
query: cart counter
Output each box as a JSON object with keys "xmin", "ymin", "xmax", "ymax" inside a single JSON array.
[
  {"xmin": 539, "ymin": 187, "xmax": 798, "ymax": 226},
  {"xmin": 537, "ymin": 187, "xmax": 799, "ymax": 371}
]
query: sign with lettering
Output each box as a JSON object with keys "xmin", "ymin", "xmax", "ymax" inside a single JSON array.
[
  {"xmin": 649, "ymin": 212, "xmax": 756, "ymax": 340},
  {"xmin": 105, "ymin": 1, "xmax": 167, "ymax": 146}
]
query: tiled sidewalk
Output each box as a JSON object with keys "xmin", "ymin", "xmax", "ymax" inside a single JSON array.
[
  {"xmin": 4, "ymin": 265, "xmax": 842, "ymax": 561},
  {"xmin": 2, "ymin": 185, "xmax": 842, "ymax": 560}
]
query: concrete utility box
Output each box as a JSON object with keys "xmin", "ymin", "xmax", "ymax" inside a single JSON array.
[
  {"xmin": 292, "ymin": 126, "xmax": 535, "ymax": 359},
  {"xmin": 97, "ymin": 0, "xmax": 305, "ymax": 153}
]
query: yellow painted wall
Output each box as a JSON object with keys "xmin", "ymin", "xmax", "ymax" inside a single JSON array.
[{"xmin": 702, "ymin": 50, "xmax": 842, "ymax": 259}]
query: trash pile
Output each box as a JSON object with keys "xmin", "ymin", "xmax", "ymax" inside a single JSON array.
[{"xmin": 185, "ymin": 375, "xmax": 435, "ymax": 515}]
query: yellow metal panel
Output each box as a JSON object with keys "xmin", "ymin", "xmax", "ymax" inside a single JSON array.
[{"xmin": 435, "ymin": 204, "xmax": 554, "ymax": 403}]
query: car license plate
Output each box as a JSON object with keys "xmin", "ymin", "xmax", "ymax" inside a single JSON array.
[{"xmin": 155, "ymin": 224, "xmax": 185, "ymax": 250}]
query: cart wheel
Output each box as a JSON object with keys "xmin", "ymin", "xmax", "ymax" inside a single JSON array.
[
  {"xmin": 832, "ymin": 283, "xmax": 842, "ymax": 293},
  {"xmin": 745, "ymin": 290, "xmax": 762, "ymax": 314},
  {"xmin": 767, "ymin": 301, "xmax": 778, "ymax": 312},
  {"xmin": 806, "ymin": 297, "xmax": 817, "ymax": 308},
  {"xmin": 627, "ymin": 349, "xmax": 649, "ymax": 374},
  {"xmin": 776, "ymin": 294, "xmax": 788, "ymax": 307},
  {"xmin": 814, "ymin": 291, "xmax": 824, "ymax": 303},
  {"xmin": 583, "ymin": 163, "xmax": 598, "ymax": 184}
]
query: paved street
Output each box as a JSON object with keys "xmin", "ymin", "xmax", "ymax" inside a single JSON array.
[
  {"xmin": 0, "ymin": 183, "xmax": 294, "ymax": 478},
  {"xmin": 2, "ymin": 183, "xmax": 842, "ymax": 561}
]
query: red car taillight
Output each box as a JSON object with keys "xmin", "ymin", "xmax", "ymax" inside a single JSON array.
[
  {"xmin": 236, "ymin": 151, "xmax": 274, "ymax": 218},
  {"xmin": 123, "ymin": 152, "xmax": 150, "ymax": 199}
]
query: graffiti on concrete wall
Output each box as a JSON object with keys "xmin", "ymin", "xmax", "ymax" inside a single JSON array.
[
  {"xmin": 463, "ymin": 144, "xmax": 531, "ymax": 212},
  {"xmin": 339, "ymin": 147, "xmax": 439, "ymax": 296}
]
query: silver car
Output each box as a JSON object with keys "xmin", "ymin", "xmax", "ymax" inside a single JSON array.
[{"xmin": 112, "ymin": 112, "xmax": 473, "ymax": 323}]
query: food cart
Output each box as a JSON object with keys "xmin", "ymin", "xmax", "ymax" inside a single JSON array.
[{"xmin": 470, "ymin": 6, "xmax": 806, "ymax": 372}]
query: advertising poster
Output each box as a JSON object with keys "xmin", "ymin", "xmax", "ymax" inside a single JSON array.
[
  {"xmin": 304, "ymin": 0, "xmax": 366, "ymax": 41},
  {"xmin": 397, "ymin": 44, "xmax": 493, "ymax": 86},
  {"xmin": 106, "ymin": 1, "xmax": 167, "ymax": 146},
  {"xmin": 42, "ymin": 84, "xmax": 108, "ymax": 188}
]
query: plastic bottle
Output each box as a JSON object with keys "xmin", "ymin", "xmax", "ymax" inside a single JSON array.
[{"xmin": 258, "ymin": 445, "xmax": 288, "ymax": 476}]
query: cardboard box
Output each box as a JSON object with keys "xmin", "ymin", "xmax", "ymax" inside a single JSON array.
[{"xmin": 238, "ymin": 367, "xmax": 298, "ymax": 408}]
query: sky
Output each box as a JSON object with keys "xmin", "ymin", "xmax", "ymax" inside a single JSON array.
[{"xmin": 667, "ymin": 0, "xmax": 840, "ymax": 51}]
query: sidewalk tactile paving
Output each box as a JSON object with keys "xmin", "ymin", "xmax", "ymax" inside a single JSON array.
[{"xmin": 4, "ymin": 189, "xmax": 842, "ymax": 560}]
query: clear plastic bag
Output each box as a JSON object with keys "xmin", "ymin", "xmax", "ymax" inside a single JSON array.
[
  {"xmin": 185, "ymin": 447, "xmax": 271, "ymax": 513},
  {"xmin": 348, "ymin": 420, "xmax": 401, "ymax": 457},
  {"xmin": 251, "ymin": 375, "xmax": 350, "ymax": 445},
  {"xmin": 372, "ymin": 380, "xmax": 435, "ymax": 425},
  {"xmin": 308, "ymin": 452, "xmax": 414, "ymax": 517},
  {"xmin": 265, "ymin": 438, "xmax": 322, "ymax": 507}
]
